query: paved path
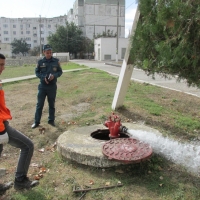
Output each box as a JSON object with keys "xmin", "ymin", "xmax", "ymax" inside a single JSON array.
[
  {"xmin": 71, "ymin": 60, "xmax": 200, "ymax": 98},
  {"xmin": 1, "ymin": 68, "xmax": 87, "ymax": 83},
  {"xmin": 2, "ymin": 60, "xmax": 200, "ymax": 98}
]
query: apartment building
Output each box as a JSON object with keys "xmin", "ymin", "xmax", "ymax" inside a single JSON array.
[
  {"xmin": 0, "ymin": 0, "xmax": 125, "ymax": 53},
  {"xmin": 0, "ymin": 15, "xmax": 68, "ymax": 49},
  {"xmin": 73, "ymin": 0, "xmax": 125, "ymax": 39}
]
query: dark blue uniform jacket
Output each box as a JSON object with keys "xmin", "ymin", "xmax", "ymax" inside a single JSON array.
[{"xmin": 35, "ymin": 56, "xmax": 63, "ymax": 86}]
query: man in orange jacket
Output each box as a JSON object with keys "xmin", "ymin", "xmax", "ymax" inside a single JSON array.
[{"xmin": 0, "ymin": 53, "xmax": 39, "ymax": 194}]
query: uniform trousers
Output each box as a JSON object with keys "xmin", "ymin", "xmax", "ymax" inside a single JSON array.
[{"xmin": 34, "ymin": 84, "xmax": 57, "ymax": 124}]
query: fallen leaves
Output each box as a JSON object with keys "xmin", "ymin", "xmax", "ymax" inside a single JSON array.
[
  {"xmin": 38, "ymin": 142, "xmax": 57, "ymax": 153},
  {"xmin": 33, "ymin": 166, "xmax": 47, "ymax": 181},
  {"xmin": 46, "ymin": 142, "xmax": 57, "ymax": 152},
  {"xmin": 30, "ymin": 163, "xmax": 39, "ymax": 168},
  {"xmin": 67, "ymin": 121, "xmax": 77, "ymax": 125},
  {"xmin": 39, "ymin": 127, "xmax": 46, "ymax": 134},
  {"xmin": 89, "ymin": 180, "xmax": 94, "ymax": 185},
  {"xmin": 38, "ymin": 148, "xmax": 45, "ymax": 153},
  {"xmin": 105, "ymin": 182, "xmax": 110, "ymax": 186}
]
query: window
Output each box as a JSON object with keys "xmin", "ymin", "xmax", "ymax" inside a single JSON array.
[
  {"xmin": 21, "ymin": 31, "xmax": 23, "ymax": 34},
  {"xmin": 41, "ymin": 31, "xmax": 44, "ymax": 34},
  {"xmin": 33, "ymin": 33, "xmax": 37, "ymax": 37},
  {"xmin": 104, "ymin": 55, "xmax": 111, "ymax": 60},
  {"xmin": 33, "ymin": 27, "xmax": 37, "ymax": 30},
  {"xmin": 26, "ymin": 37, "xmax": 31, "ymax": 41},
  {"xmin": 4, "ymin": 38, "xmax": 9, "ymax": 41},
  {"xmin": 20, "ymin": 25, "xmax": 23, "ymax": 28},
  {"xmin": 41, "ymin": 37, "xmax": 44, "ymax": 41},
  {"xmin": 13, "ymin": 25, "xmax": 17, "ymax": 28},
  {"xmin": 13, "ymin": 31, "xmax": 16, "ymax": 35},
  {"xmin": 34, "ymin": 40, "xmax": 37, "ymax": 43},
  {"xmin": 26, "ymin": 24, "xmax": 30, "ymax": 28},
  {"xmin": 48, "ymin": 24, "xmax": 51, "ymax": 28},
  {"xmin": 26, "ymin": 31, "xmax": 30, "ymax": 34},
  {"xmin": 40, "ymin": 24, "xmax": 44, "ymax": 28},
  {"xmin": 3, "ymin": 24, "xmax": 8, "ymax": 28},
  {"xmin": 3, "ymin": 31, "xmax": 8, "ymax": 34},
  {"xmin": 27, "ymin": 44, "xmax": 31, "ymax": 47}
]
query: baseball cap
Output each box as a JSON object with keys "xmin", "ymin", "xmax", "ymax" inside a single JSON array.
[{"xmin": 43, "ymin": 44, "xmax": 52, "ymax": 51}]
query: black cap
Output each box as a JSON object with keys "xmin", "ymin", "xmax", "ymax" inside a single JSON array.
[{"xmin": 43, "ymin": 44, "xmax": 52, "ymax": 51}]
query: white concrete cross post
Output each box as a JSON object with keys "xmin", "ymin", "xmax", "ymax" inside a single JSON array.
[{"xmin": 112, "ymin": 6, "xmax": 140, "ymax": 110}]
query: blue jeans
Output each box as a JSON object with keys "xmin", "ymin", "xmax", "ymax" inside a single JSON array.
[
  {"xmin": 0, "ymin": 121, "xmax": 34, "ymax": 179},
  {"xmin": 34, "ymin": 84, "xmax": 57, "ymax": 124}
]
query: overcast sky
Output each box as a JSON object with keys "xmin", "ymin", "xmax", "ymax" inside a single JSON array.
[{"xmin": 0, "ymin": 0, "xmax": 137, "ymax": 37}]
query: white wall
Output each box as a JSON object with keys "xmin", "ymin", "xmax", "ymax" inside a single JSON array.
[{"xmin": 94, "ymin": 37, "xmax": 129, "ymax": 61}]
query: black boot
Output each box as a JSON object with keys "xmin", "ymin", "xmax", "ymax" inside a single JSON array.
[
  {"xmin": 14, "ymin": 176, "xmax": 39, "ymax": 190},
  {"xmin": 0, "ymin": 182, "xmax": 13, "ymax": 195}
]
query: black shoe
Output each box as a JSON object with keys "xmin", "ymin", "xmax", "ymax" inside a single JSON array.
[
  {"xmin": 14, "ymin": 176, "xmax": 39, "ymax": 190},
  {"xmin": 31, "ymin": 123, "xmax": 39, "ymax": 129},
  {"xmin": 0, "ymin": 182, "xmax": 13, "ymax": 195},
  {"xmin": 48, "ymin": 121, "xmax": 55, "ymax": 127}
]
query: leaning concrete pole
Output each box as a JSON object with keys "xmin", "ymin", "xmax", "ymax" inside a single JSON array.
[{"xmin": 112, "ymin": 6, "xmax": 140, "ymax": 110}]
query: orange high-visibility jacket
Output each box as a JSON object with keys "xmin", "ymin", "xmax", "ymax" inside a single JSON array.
[{"xmin": 0, "ymin": 83, "xmax": 12, "ymax": 132}]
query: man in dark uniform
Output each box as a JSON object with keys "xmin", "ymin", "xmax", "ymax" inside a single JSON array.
[{"xmin": 31, "ymin": 44, "xmax": 63, "ymax": 128}]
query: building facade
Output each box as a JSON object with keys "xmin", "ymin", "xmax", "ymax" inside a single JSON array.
[
  {"xmin": 73, "ymin": 0, "xmax": 125, "ymax": 39},
  {"xmin": 94, "ymin": 37, "xmax": 129, "ymax": 61},
  {"xmin": 0, "ymin": 0, "xmax": 125, "ymax": 56},
  {"xmin": 0, "ymin": 16, "xmax": 68, "ymax": 49}
]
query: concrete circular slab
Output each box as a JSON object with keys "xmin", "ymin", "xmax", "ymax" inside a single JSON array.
[{"xmin": 57, "ymin": 123, "xmax": 161, "ymax": 167}]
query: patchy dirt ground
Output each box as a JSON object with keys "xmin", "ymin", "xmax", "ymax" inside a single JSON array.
[
  {"xmin": 0, "ymin": 78, "xmax": 92, "ymax": 192},
  {"xmin": 0, "ymin": 70, "xmax": 200, "ymax": 199}
]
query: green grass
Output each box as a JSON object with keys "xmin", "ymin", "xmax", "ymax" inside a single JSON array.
[
  {"xmin": 1, "ymin": 62, "xmax": 87, "ymax": 79},
  {"xmin": 2, "ymin": 66, "xmax": 200, "ymax": 200}
]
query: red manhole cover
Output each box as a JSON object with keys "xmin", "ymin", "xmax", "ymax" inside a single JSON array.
[{"xmin": 102, "ymin": 138, "xmax": 153, "ymax": 163}]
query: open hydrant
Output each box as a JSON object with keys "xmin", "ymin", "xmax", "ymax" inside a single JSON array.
[
  {"xmin": 104, "ymin": 113, "xmax": 127, "ymax": 139},
  {"xmin": 102, "ymin": 113, "xmax": 153, "ymax": 163}
]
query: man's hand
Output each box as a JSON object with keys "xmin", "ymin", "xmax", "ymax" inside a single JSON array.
[
  {"xmin": 45, "ymin": 74, "xmax": 54, "ymax": 84},
  {"xmin": 0, "ymin": 132, "xmax": 9, "ymax": 144},
  {"xmin": 48, "ymin": 74, "xmax": 54, "ymax": 81},
  {"xmin": 45, "ymin": 78, "xmax": 49, "ymax": 84}
]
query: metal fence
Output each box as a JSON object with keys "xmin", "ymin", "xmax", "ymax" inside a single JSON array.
[{"xmin": 5, "ymin": 56, "xmax": 69, "ymax": 66}]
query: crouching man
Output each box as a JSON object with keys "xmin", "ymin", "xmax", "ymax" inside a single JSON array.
[{"xmin": 0, "ymin": 53, "xmax": 39, "ymax": 194}]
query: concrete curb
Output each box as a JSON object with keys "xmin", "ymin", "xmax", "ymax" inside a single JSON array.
[{"xmin": 104, "ymin": 62, "xmax": 121, "ymax": 67}]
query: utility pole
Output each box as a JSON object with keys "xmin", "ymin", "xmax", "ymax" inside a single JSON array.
[
  {"xmin": 93, "ymin": 24, "xmax": 95, "ymax": 59},
  {"xmin": 93, "ymin": 24, "xmax": 95, "ymax": 39},
  {"xmin": 115, "ymin": 0, "xmax": 119, "ymax": 62},
  {"xmin": 39, "ymin": 15, "xmax": 42, "ymax": 57},
  {"xmin": 112, "ymin": 5, "xmax": 140, "ymax": 110}
]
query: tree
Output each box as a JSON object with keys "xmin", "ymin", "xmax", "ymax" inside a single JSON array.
[
  {"xmin": 82, "ymin": 37, "xmax": 94, "ymax": 54},
  {"xmin": 130, "ymin": 0, "xmax": 200, "ymax": 87},
  {"xmin": 94, "ymin": 29, "xmax": 117, "ymax": 39},
  {"xmin": 47, "ymin": 22, "xmax": 84, "ymax": 56},
  {"xmin": 29, "ymin": 46, "xmax": 40, "ymax": 56},
  {"xmin": 11, "ymin": 39, "xmax": 30, "ymax": 56}
]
